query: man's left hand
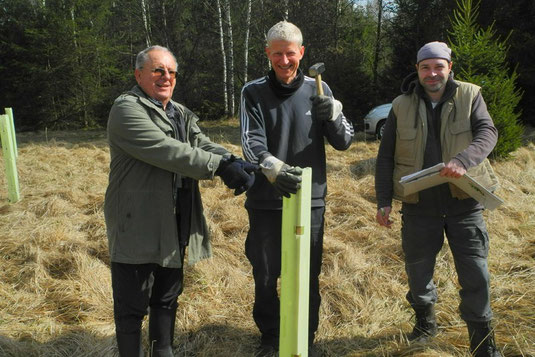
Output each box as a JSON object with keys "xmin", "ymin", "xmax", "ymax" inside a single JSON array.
[
  {"xmin": 440, "ymin": 159, "xmax": 466, "ymax": 178},
  {"xmin": 310, "ymin": 95, "xmax": 333, "ymax": 122},
  {"xmin": 310, "ymin": 95, "xmax": 343, "ymax": 122}
]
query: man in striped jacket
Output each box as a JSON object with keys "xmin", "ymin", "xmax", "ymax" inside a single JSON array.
[{"xmin": 240, "ymin": 21, "xmax": 354, "ymax": 356}]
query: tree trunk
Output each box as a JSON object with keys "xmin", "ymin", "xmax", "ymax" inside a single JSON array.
[
  {"xmin": 161, "ymin": 0, "xmax": 170, "ymax": 49},
  {"xmin": 243, "ymin": 0, "xmax": 252, "ymax": 84},
  {"xmin": 141, "ymin": 0, "xmax": 152, "ymax": 47},
  {"xmin": 216, "ymin": 0, "xmax": 229, "ymax": 115},
  {"xmin": 71, "ymin": 5, "xmax": 89, "ymax": 127},
  {"xmin": 224, "ymin": 0, "xmax": 235, "ymax": 116},
  {"xmin": 372, "ymin": 0, "xmax": 383, "ymax": 94},
  {"xmin": 129, "ymin": 11, "xmax": 134, "ymax": 69},
  {"xmin": 260, "ymin": 0, "xmax": 271, "ymax": 70}
]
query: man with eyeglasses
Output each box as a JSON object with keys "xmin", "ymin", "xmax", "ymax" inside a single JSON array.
[{"xmin": 105, "ymin": 45, "xmax": 258, "ymax": 357}]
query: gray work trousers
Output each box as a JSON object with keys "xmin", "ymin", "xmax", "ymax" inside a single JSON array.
[{"xmin": 401, "ymin": 209, "xmax": 493, "ymax": 322}]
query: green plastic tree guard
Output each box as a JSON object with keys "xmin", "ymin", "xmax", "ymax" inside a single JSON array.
[
  {"xmin": 5, "ymin": 108, "xmax": 17, "ymax": 158},
  {"xmin": 280, "ymin": 167, "xmax": 312, "ymax": 357},
  {"xmin": 0, "ymin": 114, "xmax": 20, "ymax": 202}
]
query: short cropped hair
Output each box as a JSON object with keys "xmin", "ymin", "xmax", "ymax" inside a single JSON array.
[
  {"xmin": 266, "ymin": 21, "xmax": 303, "ymax": 47},
  {"xmin": 135, "ymin": 45, "xmax": 178, "ymax": 70}
]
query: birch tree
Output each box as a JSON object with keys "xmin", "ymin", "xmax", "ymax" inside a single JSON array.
[
  {"xmin": 140, "ymin": 0, "xmax": 152, "ymax": 47},
  {"xmin": 224, "ymin": 0, "xmax": 235, "ymax": 116},
  {"xmin": 216, "ymin": 0, "xmax": 229, "ymax": 114},
  {"xmin": 160, "ymin": 0, "xmax": 170, "ymax": 48},
  {"xmin": 243, "ymin": 0, "xmax": 252, "ymax": 84}
]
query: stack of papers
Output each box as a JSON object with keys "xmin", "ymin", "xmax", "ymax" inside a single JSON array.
[{"xmin": 399, "ymin": 163, "xmax": 504, "ymax": 210}]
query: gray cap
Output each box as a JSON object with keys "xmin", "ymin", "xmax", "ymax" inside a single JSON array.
[{"xmin": 417, "ymin": 41, "xmax": 451, "ymax": 63}]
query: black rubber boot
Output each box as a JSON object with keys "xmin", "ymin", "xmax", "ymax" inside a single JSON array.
[
  {"xmin": 407, "ymin": 304, "xmax": 438, "ymax": 342},
  {"xmin": 116, "ymin": 331, "xmax": 144, "ymax": 357},
  {"xmin": 467, "ymin": 321, "xmax": 503, "ymax": 357},
  {"xmin": 149, "ymin": 307, "xmax": 176, "ymax": 357}
]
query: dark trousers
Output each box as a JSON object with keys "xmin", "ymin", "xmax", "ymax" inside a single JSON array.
[
  {"xmin": 111, "ymin": 249, "xmax": 185, "ymax": 337},
  {"xmin": 401, "ymin": 210, "xmax": 493, "ymax": 322},
  {"xmin": 245, "ymin": 207, "xmax": 325, "ymax": 347}
]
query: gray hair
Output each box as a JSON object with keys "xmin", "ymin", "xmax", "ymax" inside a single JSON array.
[
  {"xmin": 266, "ymin": 21, "xmax": 303, "ymax": 47},
  {"xmin": 135, "ymin": 45, "xmax": 178, "ymax": 70}
]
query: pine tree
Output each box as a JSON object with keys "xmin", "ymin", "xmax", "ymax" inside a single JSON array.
[{"xmin": 449, "ymin": 0, "xmax": 523, "ymax": 159}]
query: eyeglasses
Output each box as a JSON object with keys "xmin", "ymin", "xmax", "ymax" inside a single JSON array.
[{"xmin": 151, "ymin": 68, "xmax": 178, "ymax": 79}]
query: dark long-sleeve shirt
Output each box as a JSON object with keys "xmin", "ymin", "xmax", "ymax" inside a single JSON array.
[{"xmin": 240, "ymin": 69, "xmax": 354, "ymax": 209}]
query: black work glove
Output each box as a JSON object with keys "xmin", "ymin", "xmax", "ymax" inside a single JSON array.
[
  {"xmin": 310, "ymin": 95, "xmax": 334, "ymax": 122},
  {"xmin": 273, "ymin": 164, "xmax": 303, "ymax": 198},
  {"xmin": 216, "ymin": 156, "xmax": 259, "ymax": 195}
]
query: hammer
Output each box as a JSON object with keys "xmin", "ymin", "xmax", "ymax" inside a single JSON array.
[{"xmin": 308, "ymin": 62, "xmax": 325, "ymax": 96}]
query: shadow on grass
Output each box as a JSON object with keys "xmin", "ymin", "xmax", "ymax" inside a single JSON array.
[
  {"xmin": 350, "ymin": 158, "xmax": 376, "ymax": 179},
  {"xmin": 0, "ymin": 326, "xmax": 437, "ymax": 357},
  {"xmin": 0, "ymin": 330, "xmax": 116, "ymax": 357},
  {"xmin": 1, "ymin": 323, "xmax": 519, "ymax": 356},
  {"xmin": 181, "ymin": 325, "xmax": 412, "ymax": 356}
]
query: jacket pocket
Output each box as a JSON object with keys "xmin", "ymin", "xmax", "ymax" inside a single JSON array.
[
  {"xmin": 393, "ymin": 162, "xmax": 418, "ymax": 201},
  {"xmin": 395, "ymin": 127, "xmax": 417, "ymax": 166},
  {"xmin": 115, "ymin": 191, "xmax": 173, "ymax": 260},
  {"xmin": 449, "ymin": 117, "xmax": 471, "ymax": 134}
]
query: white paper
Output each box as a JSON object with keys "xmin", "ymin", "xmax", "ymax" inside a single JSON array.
[{"xmin": 400, "ymin": 163, "xmax": 445, "ymax": 183}]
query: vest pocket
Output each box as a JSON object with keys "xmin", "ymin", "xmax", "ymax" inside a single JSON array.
[
  {"xmin": 395, "ymin": 127, "xmax": 417, "ymax": 165},
  {"xmin": 448, "ymin": 118, "xmax": 471, "ymax": 134},
  {"xmin": 393, "ymin": 160, "xmax": 419, "ymax": 203}
]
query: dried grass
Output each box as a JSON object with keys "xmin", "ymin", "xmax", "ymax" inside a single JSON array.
[{"xmin": 0, "ymin": 126, "xmax": 533, "ymax": 356}]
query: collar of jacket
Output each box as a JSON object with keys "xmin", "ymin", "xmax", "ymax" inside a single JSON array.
[
  {"xmin": 267, "ymin": 68, "xmax": 304, "ymax": 98},
  {"xmin": 127, "ymin": 85, "xmax": 178, "ymax": 132}
]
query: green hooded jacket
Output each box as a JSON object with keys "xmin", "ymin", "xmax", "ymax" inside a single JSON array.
[{"xmin": 104, "ymin": 85, "xmax": 228, "ymax": 268}]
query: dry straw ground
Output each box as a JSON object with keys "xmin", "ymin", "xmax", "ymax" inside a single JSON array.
[{"xmin": 0, "ymin": 120, "xmax": 534, "ymax": 356}]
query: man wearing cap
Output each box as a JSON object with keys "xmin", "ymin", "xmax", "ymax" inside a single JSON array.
[{"xmin": 374, "ymin": 41, "xmax": 502, "ymax": 357}]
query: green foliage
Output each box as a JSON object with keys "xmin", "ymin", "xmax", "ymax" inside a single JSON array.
[
  {"xmin": 0, "ymin": 0, "xmax": 128, "ymax": 129},
  {"xmin": 449, "ymin": 0, "xmax": 523, "ymax": 159},
  {"xmin": 0, "ymin": 0, "xmax": 531, "ymax": 131},
  {"xmin": 385, "ymin": 0, "xmax": 459, "ymax": 102}
]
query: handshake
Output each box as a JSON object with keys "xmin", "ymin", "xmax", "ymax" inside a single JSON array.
[
  {"xmin": 216, "ymin": 154, "xmax": 303, "ymax": 198},
  {"xmin": 216, "ymin": 155, "xmax": 259, "ymax": 195}
]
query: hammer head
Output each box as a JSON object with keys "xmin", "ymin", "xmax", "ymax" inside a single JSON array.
[{"xmin": 308, "ymin": 62, "xmax": 325, "ymax": 77}]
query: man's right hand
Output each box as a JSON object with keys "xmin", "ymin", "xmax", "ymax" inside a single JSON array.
[
  {"xmin": 260, "ymin": 156, "xmax": 303, "ymax": 198},
  {"xmin": 376, "ymin": 206, "xmax": 393, "ymax": 228},
  {"xmin": 216, "ymin": 156, "xmax": 259, "ymax": 195}
]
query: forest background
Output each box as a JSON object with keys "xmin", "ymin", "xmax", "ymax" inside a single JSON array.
[
  {"xmin": 1, "ymin": 1, "xmax": 535, "ymax": 356},
  {"xmin": 0, "ymin": 0, "xmax": 534, "ymax": 132}
]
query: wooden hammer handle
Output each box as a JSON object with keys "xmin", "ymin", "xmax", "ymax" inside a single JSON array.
[{"xmin": 314, "ymin": 74, "xmax": 324, "ymax": 96}]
